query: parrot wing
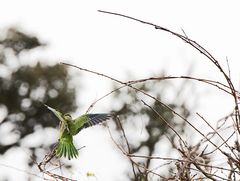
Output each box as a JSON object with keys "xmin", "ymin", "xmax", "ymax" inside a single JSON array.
[
  {"xmin": 44, "ymin": 105, "xmax": 78, "ymax": 159},
  {"xmin": 44, "ymin": 104, "xmax": 65, "ymax": 123},
  {"xmin": 70, "ymin": 114, "xmax": 112, "ymax": 135},
  {"xmin": 56, "ymin": 131, "xmax": 78, "ymax": 160}
]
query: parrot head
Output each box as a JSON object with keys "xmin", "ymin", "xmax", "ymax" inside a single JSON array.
[
  {"xmin": 44, "ymin": 104, "xmax": 72, "ymax": 123},
  {"xmin": 63, "ymin": 113, "xmax": 72, "ymax": 121}
]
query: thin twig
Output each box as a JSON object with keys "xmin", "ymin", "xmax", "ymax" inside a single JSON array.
[
  {"xmin": 116, "ymin": 117, "xmax": 137, "ymax": 179},
  {"xmin": 61, "ymin": 62, "xmax": 233, "ymax": 161},
  {"xmin": 141, "ymin": 99, "xmax": 186, "ymax": 146},
  {"xmin": 98, "ymin": 9, "xmax": 240, "ymax": 134},
  {"xmin": 196, "ymin": 112, "xmax": 237, "ymax": 158},
  {"xmin": 0, "ymin": 163, "xmax": 45, "ymax": 180}
]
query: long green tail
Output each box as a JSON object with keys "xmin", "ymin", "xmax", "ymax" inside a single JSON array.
[{"xmin": 56, "ymin": 133, "xmax": 78, "ymax": 160}]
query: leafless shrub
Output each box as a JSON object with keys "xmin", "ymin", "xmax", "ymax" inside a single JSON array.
[{"xmin": 34, "ymin": 10, "xmax": 240, "ymax": 181}]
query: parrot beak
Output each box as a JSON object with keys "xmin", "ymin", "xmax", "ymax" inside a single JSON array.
[{"xmin": 44, "ymin": 104, "xmax": 56, "ymax": 113}]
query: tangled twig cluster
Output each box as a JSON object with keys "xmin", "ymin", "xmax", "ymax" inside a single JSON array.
[{"xmin": 36, "ymin": 10, "xmax": 240, "ymax": 181}]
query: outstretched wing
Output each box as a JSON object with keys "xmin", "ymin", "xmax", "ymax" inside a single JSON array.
[
  {"xmin": 70, "ymin": 114, "xmax": 112, "ymax": 135},
  {"xmin": 44, "ymin": 104, "xmax": 65, "ymax": 123},
  {"xmin": 84, "ymin": 114, "xmax": 112, "ymax": 128}
]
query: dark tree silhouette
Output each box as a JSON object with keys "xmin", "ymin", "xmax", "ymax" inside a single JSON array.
[
  {"xmin": 0, "ymin": 28, "xmax": 77, "ymax": 169},
  {"xmin": 111, "ymin": 77, "xmax": 192, "ymax": 181},
  {"xmin": 0, "ymin": 28, "xmax": 42, "ymax": 55}
]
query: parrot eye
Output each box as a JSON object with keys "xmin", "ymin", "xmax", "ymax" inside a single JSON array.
[{"xmin": 64, "ymin": 113, "xmax": 72, "ymax": 121}]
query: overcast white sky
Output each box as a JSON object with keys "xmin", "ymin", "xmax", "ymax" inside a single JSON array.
[{"xmin": 0, "ymin": 0, "xmax": 240, "ymax": 180}]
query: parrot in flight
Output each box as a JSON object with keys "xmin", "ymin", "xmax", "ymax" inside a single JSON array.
[{"xmin": 45, "ymin": 104, "xmax": 112, "ymax": 160}]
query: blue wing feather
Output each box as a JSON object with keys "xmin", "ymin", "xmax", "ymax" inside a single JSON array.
[{"xmin": 78, "ymin": 114, "xmax": 112, "ymax": 131}]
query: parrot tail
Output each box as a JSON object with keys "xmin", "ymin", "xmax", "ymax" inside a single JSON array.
[{"xmin": 56, "ymin": 136, "xmax": 79, "ymax": 160}]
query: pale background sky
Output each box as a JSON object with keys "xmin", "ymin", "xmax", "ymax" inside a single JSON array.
[{"xmin": 0, "ymin": 0, "xmax": 240, "ymax": 180}]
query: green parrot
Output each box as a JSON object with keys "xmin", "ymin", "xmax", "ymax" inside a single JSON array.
[{"xmin": 45, "ymin": 104, "xmax": 112, "ymax": 160}]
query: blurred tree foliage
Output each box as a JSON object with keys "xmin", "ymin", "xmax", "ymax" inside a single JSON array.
[
  {"xmin": 0, "ymin": 28, "xmax": 77, "ymax": 162},
  {"xmin": 0, "ymin": 27, "xmax": 194, "ymax": 181},
  {"xmin": 111, "ymin": 77, "xmax": 192, "ymax": 181}
]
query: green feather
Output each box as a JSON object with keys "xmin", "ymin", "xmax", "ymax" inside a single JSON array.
[
  {"xmin": 56, "ymin": 132, "xmax": 78, "ymax": 160},
  {"xmin": 45, "ymin": 105, "xmax": 112, "ymax": 160}
]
